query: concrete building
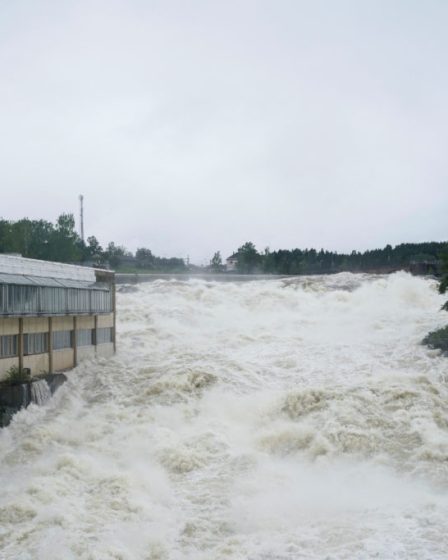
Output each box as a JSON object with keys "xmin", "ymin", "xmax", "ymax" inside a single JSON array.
[{"xmin": 0, "ymin": 255, "xmax": 115, "ymax": 381}]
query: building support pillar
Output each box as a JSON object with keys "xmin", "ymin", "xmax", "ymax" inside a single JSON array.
[
  {"xmin": 94, "ymin": 315, "xmax": 98, "ymax": 355},
  {"xmin": 18, "ymin": 318, "xmax": 23, "ymax": 372},
  {"xmin": 112, "ymin": 283, "xmax": 117, "ymax": 353},
  {"xmin": 73, "ymin": 316, "xmax": 78, "ymax": 367},
  {"xmin": 48, "ymin": 317, "xmax": 53, "ymax": 374}
]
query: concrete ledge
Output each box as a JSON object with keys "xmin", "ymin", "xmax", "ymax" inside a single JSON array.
[
  {"xmin": 0, "ymin": 373, "xmax": 67, "ymax": 428},
  {"xmin": 115, "ymin": 273, "xmax": 286, "ymax": 283}
]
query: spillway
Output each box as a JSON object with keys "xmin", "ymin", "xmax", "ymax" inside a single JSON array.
[{"xmin": 1, "ymin": 272, "xmax": 448, "ymax": 559}]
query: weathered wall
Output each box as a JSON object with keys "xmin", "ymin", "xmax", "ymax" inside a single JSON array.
[
  {"xmin": 96, "ymin": 343, "xmax": 114, "ymax": 358},
  {"xmin": 0, "ymin": 319, "xmax": 19, "ymax": 336},
  {"xmin": 98, "ymin": 314, "xmax": 114, "ymax": 328},
  {"xmin": 77, "ymin": 346, "xmax": 95, "ymax": 360},
  {"xmin": 53, "ymin": 316, "xmax": 75, "ymax": 331},
  {"xmin": 53, "ymin": 349, "xmax": 75, "ymax": 372},
  {"xmin": 23, "ymin": 353, "xmax": 49, "ymax": 375},
  {"xmin": 0, "ymin": 358, "xmax": 19, "ymax": 381},
  {"xmin": 77, "ymin": 316, "xmax": 95, "ymax": 329},
  {"xmin": 23, "ymin": 317, "xmax": 49, "ymax": 333}
]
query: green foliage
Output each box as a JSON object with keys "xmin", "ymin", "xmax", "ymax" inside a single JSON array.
[
  {"xmin": 236, "ymin": 242, "xmax": 261, "ymax": 273},
  {"xmin": 210, "ymin": 251, "xmax": 223, "ymax": 272},
  {"xmin": 230, "ymin": 241, "xmax": 448, "ymax": 276},
  {"xmin": 4, "ymin": 366, "xmax": 31, "ymax": 385},
  {"xmin": 0, "ymin": 214, "xmax": 83, "ymax": 263},
  {"xmin": 438, "ymin": 254, "xmax": 448, "ymax": 295},
  {"xmin": 136, "ymin": 247, "xmax": 154, "ymax": 269},
  {"xmin": 84, "ymin": 236, "xmax": 104, "ymax": 265},
  {"xmin": 422, "ymin": 326, "xmax": 448, "ymax": 353},
  {"xmin": 105, "ymin": 242, "xmax": 130, "ymax": 269}
]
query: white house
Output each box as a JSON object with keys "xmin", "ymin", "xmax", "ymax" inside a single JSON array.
[{"xmin": 225, "ymin": 254, "xmax": 239, "ymax": 272}]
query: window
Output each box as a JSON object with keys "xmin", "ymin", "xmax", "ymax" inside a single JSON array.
[
  {"xmin": 53, "ymin": 330, "xmax": 73, "ymax": 350},
  {"xmin": 0, "ymin": 284, "xmax": 112, "ymax": 315},
  {"xmin": 68, "ymin": 289, "xmax": 90, "ymax": 313},
  {"xmin": 97, "ymin": 327, "xmax": 113, "ymax": 344},
  {"xmin": 24, "ymin": 332, "xmax": 49, "ymax": 355},
  {"xmin": 0, "ymin": 335, "xmax": 18, "ymax": 358},
  {"xmin": 4, "ymin": 285, "xmax": 39, "ymax": 314},
  {"xmin": 77, "ymin": 329, "xmax": 93, "ymax": 346},
  {"xmin": 40, "ymin": 287, "xmax": 66, "ymax": 314},
  {"xmin": 91, "ymin": 290, "xmax": 112, "ymax": 313}
]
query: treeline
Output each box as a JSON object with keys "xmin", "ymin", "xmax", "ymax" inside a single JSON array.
[
  {"xmin": 0, "ymin": 215, "xmax": 186, "ymax": 272},
  {"xmin": 1, "ymin": 215, "xmax": 446, "ymax": 275},
  {"xmin": 223, "ymin": 241, "xmax": 448, "ymax": 275}
]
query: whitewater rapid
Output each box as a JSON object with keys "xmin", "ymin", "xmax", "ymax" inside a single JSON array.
[{"xmin": 1, "ymin": 273, "xmax": 448, "ymax": 559}]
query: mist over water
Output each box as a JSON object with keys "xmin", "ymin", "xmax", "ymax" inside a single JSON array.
[{"xmin": 1, "ymin": 273, "xmax": 448, "ymax": 559}]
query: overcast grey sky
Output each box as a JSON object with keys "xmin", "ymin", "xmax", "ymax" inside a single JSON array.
[{"xmin": 1, "ymin": 0, "xmax": 447, "ymax": 263}]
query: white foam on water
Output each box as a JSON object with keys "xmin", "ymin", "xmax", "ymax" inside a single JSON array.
[
  {"xmin": 1, "ymin": 272, "xmax": 448, "ymax": 559},
  {"xmin": 30, "ymin": 380, "xmax": 52, "ymax": 406}
]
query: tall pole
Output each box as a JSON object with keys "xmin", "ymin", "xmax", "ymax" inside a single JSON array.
[{"xmin": 79, "ymin": 194, "xmax": 84, "ymax": 243}]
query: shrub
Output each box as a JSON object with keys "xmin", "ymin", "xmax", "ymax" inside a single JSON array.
[
  {"xmin": 4, "ymin": 366, "xmax": 31, "ymax": 385},
  {"xmin": 423, "ymin": 326, "xmax": 448, "ymax": 353}
]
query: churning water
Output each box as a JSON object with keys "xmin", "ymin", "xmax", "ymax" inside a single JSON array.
[{"xmin": 1, "ymin": 273, "xmax": 448, "ymax": 559}]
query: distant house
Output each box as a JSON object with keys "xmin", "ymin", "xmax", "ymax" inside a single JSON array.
[{"xmin": 226, "ymin": 254, "xmax": 239, "ymax": 272}]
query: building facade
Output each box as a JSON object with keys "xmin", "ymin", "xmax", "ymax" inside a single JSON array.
[
  {"xmin": 225, "ymin": 254, "xmax": 239, "ymax": 272},
  {"xmin": 0, "ymin": 255, "xmax": 115, "ymax": 381}
]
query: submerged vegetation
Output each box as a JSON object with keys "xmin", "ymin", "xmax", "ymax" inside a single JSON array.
[
  {"xmin": 1, "ymin": 365, "xmax": 31, "ymax": 386},
  {"xmin": 423, "ymin": 255, "xmax": 448, "ymax": 353},
  {"xmin": 423, "ymin": 327, "xmax": 448, "ymax": 353}
]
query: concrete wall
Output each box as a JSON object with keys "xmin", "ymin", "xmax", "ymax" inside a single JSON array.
[
  {"xmin": 24, "ymin": 353, "xmax": 49, "ymax": 375},
  {"xmin": 78, "ymin": 316, "xmax": 95, "ymax": 329},
  {"xmin": 96, "ymin": 343, "xmax": 114, "ymax": 358},
  {"xmin": 53, "ymin": 316, "xmax": 75, "ymax": 331},
  {"xmin": 23, "ymin": 317, "xmax": 49, "ymax": 333},
  {"xmin": 0, "ymin": 357, "xmax": 19, "ymax": 381},
  {"xmin": 0, "ymin": 319, "xmax": 19, "ymax": 336},
  {"xmin": 77, "ymin": 346, "xmax": 96, "ymax": 361},
  {"xmin": 98, "ymin": 314, "xmax": 114, "ymax": 328},
  {"xmin": 53, "ymin": 349, "xmax": 75, "ymax": 372}
]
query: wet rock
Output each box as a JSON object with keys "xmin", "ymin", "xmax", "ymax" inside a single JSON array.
[
  {"xmin": 423, "ymin": 326, "xmax": 448, "ymax": 354},
  {"xmin": 0, "ymin": 373, "xmax": 68, "ymax": 428},
  {"xmin": 117, "ymin": 284, "xmax": 139, "ymax": 293}
]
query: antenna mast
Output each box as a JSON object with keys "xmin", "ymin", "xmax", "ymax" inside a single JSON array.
[{"xmin": 79, "ymin": 194, "xmax": 84, "ymax": 243}]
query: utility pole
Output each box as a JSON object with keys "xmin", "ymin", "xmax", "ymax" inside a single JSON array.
[{"xmin": 79, "ymin": 194, "xmax": 84, "ymax": 243}]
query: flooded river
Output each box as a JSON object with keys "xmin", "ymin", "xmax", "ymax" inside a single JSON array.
[{"xmin": 1, "ymin": 273, "xmax": 448, "ymax": 559}]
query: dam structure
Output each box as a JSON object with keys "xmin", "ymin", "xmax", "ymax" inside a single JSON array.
[{"xmin": 0, "ymin": 254, "xmax": 115, "ymax": 381}]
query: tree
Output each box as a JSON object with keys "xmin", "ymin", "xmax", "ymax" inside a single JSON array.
[
  {"xmin": 210, "ymin": 251, "xmax": 223, "ymax": 272},
  {"xmin": 84, "ymin": 236, "xmax": 104, "ymax": 265},
  {"xmin": 105, "ymin": 242, "xmax": 129, "ymax": 269},
  {"xmin": 135, "ymin": 247, "xmax": 154, "ymax": 269},
  {"xmin": 236, "ymin": 242, "xmax": 261, "ymax": 274},
  {"xmin": 48, "ymin": 213, "xmax": 82, "ymax": 263}
]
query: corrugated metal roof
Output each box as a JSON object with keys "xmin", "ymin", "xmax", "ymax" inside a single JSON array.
[
  {"xmin": 0, "ymin": 254, "xmax": 97, "ymax": 282},
  {"xmin": 0, "ymin": 273, "xmax": 31, "ymax": 285},
  {"xmin": 0, "ymin": 273, "xmax": 109, "ymax": 290}
]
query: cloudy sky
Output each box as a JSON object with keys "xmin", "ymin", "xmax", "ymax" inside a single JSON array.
[{"xmin": 1, "ymin": 0, "xmax": 447, "ymax": 263}]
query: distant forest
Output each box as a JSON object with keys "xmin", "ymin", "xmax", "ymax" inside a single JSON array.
[
  {"xmin": 0, "ymin": 214, "xmax": 185, "ymax": 272},
  {"xmin": 0, "ymin": 214, "xmax": 446, "ymax": 275},
  {"xmin": 227, "ymin": 241, "xmax": 448, "ymax": 275}
]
